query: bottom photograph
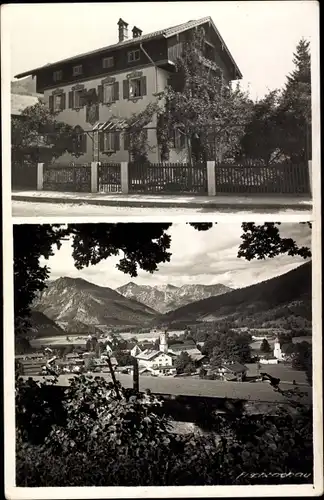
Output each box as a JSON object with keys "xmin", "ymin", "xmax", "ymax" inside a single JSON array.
[{"xmin": 13, "ymin": 222, "xmax": 312, "ymax": 487}]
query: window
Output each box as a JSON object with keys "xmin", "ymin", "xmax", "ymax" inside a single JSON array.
[
  {"xmin": 102, "ymin": 56, "xmax": 114, "ymax": 69},
  {"xmin": 53, "ymin": 93, "xmax": 64, "ymax": 111},
  {"xmin": 129, "ymin": 78, "xmax": 142, "ymax": 98},
  {"xmin": 53, "ymin": 70, "xmax": 62, "ymax": 82},
  {"xmin": 127, "ymin": 50, "xmax": 140, "ymax": 63},
  {"xmin": 103, "ymin": 132, "xmax": 119, "ymax": 152},
  {"xmin": 103, "ymin": 83, "xmax": 114, "ymax": 103},
  {"xmin": 73, "ymin": 65, "xmax": 83, "ymax": 76},
  {"xmin": 74, "ymin": 89, "xmax": 83, "ymax": 108}
]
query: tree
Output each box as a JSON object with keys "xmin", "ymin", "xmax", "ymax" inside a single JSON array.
[
  {"xmin": 238, "ymin": 38, "xmax": 311, "ymax": 164},
  {"xmin": 114, "ymin": 349, "xmax": 133, "ymax": 367},
  {"xmin": 126, "ymin": 28, "xmax": 252, "ymax": 164},
  {"xmin": 12, "ymin": 101, "xmax": 78, "ymax": 164},
  {"xmin": 174, "ymin": 352, "xmax": 195, "ymax": 374},
  {"xmin": 292, "ymin": 341, "xmax": 312, "ymax": 385},
  {"xmin": 260, "ymin": 339, "xmax": 272, "ymax": 353},
  {"xmin": 279, "ymin": 38, "xmax": 311, "ymax": 162},
  {"xmin": 210, "ymin": 334, "xmax": 252, "ymax": 367},
  {"xmin": 13, "ymin": 222, "xmax": 311, "ymax": 346}
]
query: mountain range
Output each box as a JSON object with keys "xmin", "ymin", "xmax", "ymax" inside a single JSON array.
[
  {"xmin": 157, "ymin": 261, "xmax": 312, "ymax": 328},
  {"xmin": 116, "ymin": 282, "xmax": 233, "ymax": 314},
  {"xmin": 32, "ymin": 277, "xmax": 158, "ymax": 330}
]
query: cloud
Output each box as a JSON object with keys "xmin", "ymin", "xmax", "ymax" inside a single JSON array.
[{"xmin": 41, "ymin": 222, "xmax": 311, "ymax": 290}]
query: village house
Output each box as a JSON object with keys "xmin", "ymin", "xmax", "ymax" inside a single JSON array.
[
  {"xmin": 217, "ymin": 362, "xmax": 248, "ymax": 382},
  {"xmin": 14, "ymin": 17, "xmax": 242, "ymax": 164}
]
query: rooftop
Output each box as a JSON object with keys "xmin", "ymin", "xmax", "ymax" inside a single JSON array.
[
  {"xmin": 222, "ymin": 362, "xmax": 248, "ymax": 373},
  {"xmin": 27, "ymin": 373, "xmax": 312, "ymax": 405},
  {"xmin": 14, "ymin": 16, "xmax": 242, "ymax": 79}
]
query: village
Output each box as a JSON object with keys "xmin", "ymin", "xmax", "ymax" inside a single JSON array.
[{"xmin": 16, "ymin": 327, "xmax": 309, "ymax": 388}]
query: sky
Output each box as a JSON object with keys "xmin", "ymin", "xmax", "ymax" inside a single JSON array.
[
  {"xmin": 41, "ymin": 222, "xmax": 311, "ymax": 290},
  {"xmin": 5, "ymin": 1, "xmax": 318, "ymax": 101}
]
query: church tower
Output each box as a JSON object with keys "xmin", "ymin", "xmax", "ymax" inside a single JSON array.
[
  {"xmin": 273, "ymin": 336, "xmax": 282, "ymax": 360},
  {"xmin": 159, "ymin": 330, "xmax": 168, "ymax": 353}
]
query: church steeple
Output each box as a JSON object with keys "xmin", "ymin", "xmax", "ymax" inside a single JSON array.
[{"xmin": 159, "ymin": 330, "xmax": 168, "ymax": 353}]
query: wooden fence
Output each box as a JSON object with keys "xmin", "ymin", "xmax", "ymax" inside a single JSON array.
[
  {"xmin": 98, "ymin": 163, "xmax": 121, "ymax": 193},
  {"xmin": 12, "ymin": 161, "xmax": 37, "ymax": 190},
  {"xmin": 128, "ymin": 162, "xmax": 208, "ymax": 195},
  {"xmin": 215, "ymin": 161, "xmax": 310, "ymax": 195},
  {"xmin": 43, "ymin": 163, "xmax": 92, "ymax": 192}
]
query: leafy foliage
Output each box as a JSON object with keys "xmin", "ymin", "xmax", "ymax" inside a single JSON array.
[
  {"xmin": 238, "ymin": 38, "xmax": 311, "ymax": 164},
  {"xmin": 174, "ymin": 352, "xmax": 196, "ymax": 374},
  {"xmin": 12, "ymin": 101, "xmax": 76, "ymax": 163},
  {"xmin": 260, "ymin": 339, "xmax": 272, "ymax": 353},
  {"xmin": 15, "ymin": 374, "xmax": 313, "ymax": 486}
]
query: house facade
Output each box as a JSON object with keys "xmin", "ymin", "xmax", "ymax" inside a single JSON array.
[{"xmin": 14, "ymin": 17, "xmax": 242, "ymax": 164}]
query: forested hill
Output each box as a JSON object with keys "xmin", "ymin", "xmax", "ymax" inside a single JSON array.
[{"xmin": 158, "ymin": 261, "xmax": 311, "ymax": 328}]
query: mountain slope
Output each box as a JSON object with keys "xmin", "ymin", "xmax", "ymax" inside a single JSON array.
[
  {"xmin": 11, "ymin": 76, "xmax": 39, "ymax": 95},
  {"xmin": 116, "ymin": 282, "xmax": 233, "ymax": 314},
  {"xmin": 28, "ymin": 311, "xmax": 66, "ymax": 337},
  {"xmin": 33, "ymin": 277, "xmax": 158, "ymax": 329},
  {"xmin": 158, "ymin": 262, "xmax": 311, "ymax": 326}
]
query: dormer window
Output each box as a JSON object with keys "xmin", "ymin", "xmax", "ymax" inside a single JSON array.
[
  {"xmin": 73, "ymin": 64, "xmax": 83, "ymax": 76},
  {"xmin": 127, "ymin": 50, "xmax": 140, "ymax": 63},
  {"xmin": 53, "ymin": 70, "xmax": 62, "ymax": 82}
]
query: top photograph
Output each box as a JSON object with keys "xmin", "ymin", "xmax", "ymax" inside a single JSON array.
[{"xmin": 7, "ymin": 1, "xmax": 317, "ymax": 217}]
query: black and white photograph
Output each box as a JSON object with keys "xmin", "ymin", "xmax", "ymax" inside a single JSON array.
[
  {"xmin": 5, "ymin": 1, "xmax": 317, "ymax": 217},
  {"xmin": 1, "ymin": 1, "xmax": 322, "ymax": 499},
  {"xmin": 12, "ymin": 222, "xmax": 314, "ymax": 488}
]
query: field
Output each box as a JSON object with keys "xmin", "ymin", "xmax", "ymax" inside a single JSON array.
[{"xmin": 245, "ymin": 363, "xmax": 308, "ymax": 384}]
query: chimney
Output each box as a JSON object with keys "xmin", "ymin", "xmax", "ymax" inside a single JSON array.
[
  {"xmin": 118, "ymin": 18, "xmax": 129, "ymax": 43},
  {"xmin": 132, "ymin": 26, "xmax": 143, "ymax": 38}
]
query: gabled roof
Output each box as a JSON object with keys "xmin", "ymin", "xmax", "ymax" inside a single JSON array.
[
  {"xmin": 222, "ymin": 362, "xmax": 247, "ymax": 373},
  {"xmin": 14, "ymin": 16, "xmax": 242, "ymax": 79}
]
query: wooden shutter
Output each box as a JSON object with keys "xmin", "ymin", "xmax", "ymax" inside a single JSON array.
[
  {"xmin": 113, "ymin": 81, "xmax": 119, "ymax": 101},
  {"xmin": 124, "ymin": 132, "xmax": 129, "ymax": 151},
  {"xmin": 99, "ymin": 132, "xmax": 105, "ymax": 152},
  {"xmin": 123, "ymin": 79, "xmax": 129, "ymax": 99},
  {"xmin": 98, "ymin": 85, "xmax": 103, "ymax": 103},
  {"xmin": 49, "ymin": 95, "xmax": 54, "ymax": 113},
  {"xmin": 81, "ymin": 133, "xmax": 87, "ymax": 153},
  {"xmin": 141, "ymin": 76, "xmax": 147, "ymax": 96},
  {"xmin": 61, "ymin": 93, "xmax": 66, "ymax": 110},
  {"xmin": 68, "ymin": 91, "xmax": 74, "ymax": 109},
  {"xmin": 114, "ymin": 132, "xmax": 120, "ymax": 151}
]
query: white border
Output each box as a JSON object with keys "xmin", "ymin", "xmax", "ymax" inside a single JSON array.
[{"xmin": 2, "ymin": 1, "xmax": 322, "ymax": 498}]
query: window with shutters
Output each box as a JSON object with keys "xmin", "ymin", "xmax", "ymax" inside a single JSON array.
[
  {"xmin": 127, "ymin": 50, "xmax": 140, "ymax": 63},
  {"xmin": 73, "ymin": 65, "xmax": 83, "ymax": 76},
  {"xmin": 129, "ymin": 78, "xmax": 143, "ymax": 98},
  {"xmin": 102, "ymin": 57, "xmax": 114, "ymax": 69},
  {"xmin": 103, "ymin": 132, "xmax": 119, "ymax": 152},
  {"xmin": 53, "ymin": 70, "xmax": 62, "ymax": 82}
]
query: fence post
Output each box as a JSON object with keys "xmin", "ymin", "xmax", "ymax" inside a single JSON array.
[
  {"xmin": 121, "ymin": 162, "xmax": 129, "ymax": 194},
  {"xmin": 37, "ymin": 163, "xmax": 44, "ymax": 190},
  {"xmin": 308, "ymin": 160, "xmax": 312, "ymax": 196},
  {"xmin": 207, "ymin": 161, "xmax": 216, "ymax": 196},
  {"xmin": 91, "ymin": 161, "xmax": 98, "ymax": 193}
]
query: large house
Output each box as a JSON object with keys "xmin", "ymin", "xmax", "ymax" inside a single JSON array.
[{"xmin": 14, "ymin": 17, "xmax": 242, "ymax": 164}]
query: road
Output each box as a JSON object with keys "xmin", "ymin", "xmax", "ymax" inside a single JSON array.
[{"xmin": 12, "ymin": 200, "xmax": 311, "ymax": 217}]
